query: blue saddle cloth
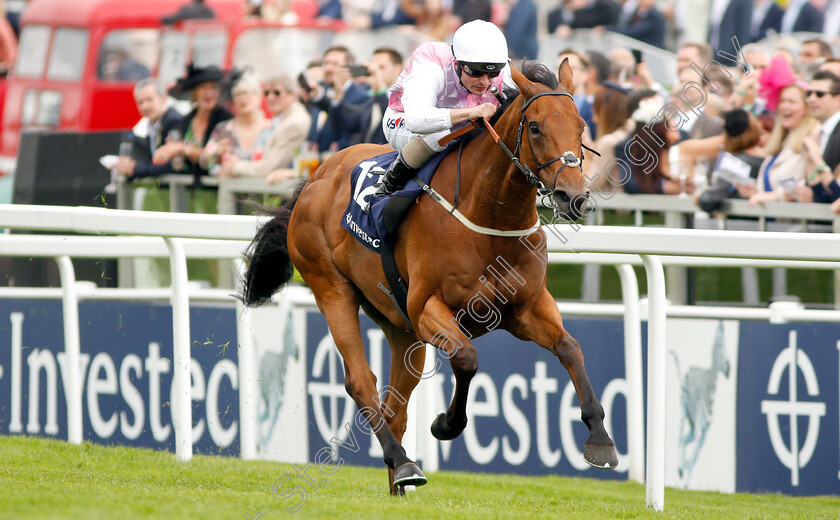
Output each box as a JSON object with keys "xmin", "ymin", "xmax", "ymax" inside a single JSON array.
[{"xmin": 341, "ymin": 148, "xmax": 452, "ymax": 253}]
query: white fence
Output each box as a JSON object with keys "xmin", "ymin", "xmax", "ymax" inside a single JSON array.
[{"xmin": 2, "ymin": 204, "xmax": 839, "ymax": 511}]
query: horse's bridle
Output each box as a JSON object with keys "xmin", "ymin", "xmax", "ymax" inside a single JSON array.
[{"xmin": 485, "ymin": 90, "xmax": 598, "ymax": 198}]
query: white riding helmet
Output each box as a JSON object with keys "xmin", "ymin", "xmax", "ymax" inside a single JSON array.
[{"xmin": 452, "ymin": 20, "xmax": 508, "ymax": 72}]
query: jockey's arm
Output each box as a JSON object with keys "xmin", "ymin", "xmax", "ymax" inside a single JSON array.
[{"xmin": 400, "ymin": 62, "xmax": 453, "ymax": 134}]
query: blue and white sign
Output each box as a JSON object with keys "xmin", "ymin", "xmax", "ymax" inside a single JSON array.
[
  {"xmin": 0, "ymin": 300, "xmax": 240, "ymax": 455},
  {"xmin": 305, "ymin": 311, "xmax": 630, "ymax": 480},
  {"xmin": 736, "ymin": 323, "xmax": 839, "ymax": 496}
]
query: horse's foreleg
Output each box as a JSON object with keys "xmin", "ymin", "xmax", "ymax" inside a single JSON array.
[
  {"xmin": 416, "ymin": 295, "xmax": 477, "ymax": 441},
  {"xmin": 513, "ymin": 289, "xmax": 618, "ymax": 469}
]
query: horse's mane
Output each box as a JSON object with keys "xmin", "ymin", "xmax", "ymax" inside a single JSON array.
[{"xmin": 461, "ymin": 61, "xmax": 560, "ymax": 145}]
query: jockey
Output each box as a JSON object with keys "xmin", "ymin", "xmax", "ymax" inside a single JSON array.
[{"xmin": 373, "ymin": 20, "xmax": 517, "ymax": 198}]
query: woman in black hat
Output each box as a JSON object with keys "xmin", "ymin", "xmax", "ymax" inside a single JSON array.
[{"xmin": 152, "ymin": 63, "xmax": 232, "ymax": 179}]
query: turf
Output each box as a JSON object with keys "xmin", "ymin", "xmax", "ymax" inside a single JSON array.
[{"xmin": 2, "ymin": 436, "xmax": 838, "ymax": 519}]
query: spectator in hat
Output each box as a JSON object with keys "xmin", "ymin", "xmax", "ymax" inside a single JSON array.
[
  {"xmin": 152, "ymin": 63, "xmax": 233, "ymax": 179},
  {"xmin": 740, "ymin": 81, "xmax": 820, "ymax": 205},
  {"xmin": 200, "ymin": 74, "xmax": 274, "ymax": 176}
]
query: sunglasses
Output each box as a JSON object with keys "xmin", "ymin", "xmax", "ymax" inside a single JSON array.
[
  {"xmin": 461, "ymin": 63, "xmax": 502, "ymax": 79},
  {"xmin": 806, "ymin": 90, "xmax": 835, "ymax": 98},
  {"xmin": 264, "ymin": 89, "xmax": 283, "ymax": 97}
]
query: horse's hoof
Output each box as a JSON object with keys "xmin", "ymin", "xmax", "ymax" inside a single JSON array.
[
  {"xmin": 584, "ymin": 443, "xmax": 619, "ymax": 470},
  {"xmin": 430, "ymin": 413, "xmax": 464, "ymax": 441},
  {"xmin": 393, "ymin": 462, "xmax": 427, "ymax": 487}
]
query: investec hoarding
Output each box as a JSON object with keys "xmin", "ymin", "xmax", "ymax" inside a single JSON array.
[
  {"xmin": 302, "ymin": 311, "xmax": 840, "ymax": 496},
  {"xmin": 0, "ymin": 300, "xmax": 239, "ymax": 454},
  {"xmin": 2, "ymin": 299, "xmax": 838, "ymax": 496}
]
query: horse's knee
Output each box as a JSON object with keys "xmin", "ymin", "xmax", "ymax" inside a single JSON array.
[{"xmin": 552, "ymin": 334, "xmax": 582, "ymax": 365}]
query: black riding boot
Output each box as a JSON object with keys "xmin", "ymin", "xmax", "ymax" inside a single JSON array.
[{"xmin": 373, "ymin": 153, "xmax": 417, "ymax": 198}]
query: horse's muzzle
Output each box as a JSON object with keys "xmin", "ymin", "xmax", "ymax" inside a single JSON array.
[{"xmin": 553, "ymin": 190, "xmax": 590, "ymax": 220}]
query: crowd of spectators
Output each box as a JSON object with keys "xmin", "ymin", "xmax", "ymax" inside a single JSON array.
[
  {"xmin": 567, "ymin": 34, "xmax": 840, "ymax": 215},
  {"xmin": 99, "ymin": 0, "xmax": 840, "ymax": 217}
]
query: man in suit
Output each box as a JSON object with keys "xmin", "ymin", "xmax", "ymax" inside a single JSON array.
[
  {"xmin": 797, "ymin": 70, "xmax": 840, "ymax": 203},
  {"xmin": 331, "ymin": 47, "xmax": 404, "ymax": 147},
  {"xmin": 547, "ymin": 0, "xmax": 621, "ymax": 35},
  {"xmin": 780, "ymin": 0, "xmax": 824, "ymax": 34},
  {"xmin": 605, "ymin": 0, "xmax": 666, "ymax": 49},
  {"xmin": 304, "ymin": 45, "xmax": 370, "ymax": 152},
  {"xmin": 116, "ymin": 78, "xmax": 183, "ymax": 179},
  {"xmin": 708, "ymin": 0, "xmax": 752, "ymax": 61},
  {"xmin": 750, "ymin": 0, "xmax": 783, "ymax": 42},
  {"xmin": 504, "ymin": 0, "xmax": 539, "ymax": 60},
  {"xmin": 218, "ymin": 74, "xmax": 312, "ymax": 178}
]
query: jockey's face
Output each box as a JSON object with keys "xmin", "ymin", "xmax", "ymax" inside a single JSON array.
[{"xmin": 457, "ymin": 62, "xmax": 493, "ymax": 95}]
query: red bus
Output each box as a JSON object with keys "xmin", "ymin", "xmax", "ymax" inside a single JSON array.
[
  {"xmin": 0, "ymin": 0, "xmax": 243, "ymax": 175},
  {"xmin": 0, "ymin": 0, "xmax": 424, "ymax": 176}
]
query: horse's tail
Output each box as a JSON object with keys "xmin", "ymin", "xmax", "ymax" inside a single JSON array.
[{"xmin": 240, "ymin": 182, "xmax": 305, "ymax": 307}]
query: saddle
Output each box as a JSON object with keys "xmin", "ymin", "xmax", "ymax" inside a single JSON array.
[{"xmin": 341, "ymin": 147, "xmax": 456, "ymax": 328}]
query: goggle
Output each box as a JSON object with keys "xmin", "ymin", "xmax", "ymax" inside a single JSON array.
[{"xmin": 461, "ymin": 62, "xmax": 503, "ymax": 79}]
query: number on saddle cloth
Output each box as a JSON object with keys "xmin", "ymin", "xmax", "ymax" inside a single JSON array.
[{"xmin": 340, "ymin": 148, "xmax": 453, "ymax": 253}]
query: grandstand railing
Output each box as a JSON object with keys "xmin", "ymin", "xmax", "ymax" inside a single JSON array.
[{"xmin": 2, "ymin": 205, "xmax": 839, "ymax": 511}]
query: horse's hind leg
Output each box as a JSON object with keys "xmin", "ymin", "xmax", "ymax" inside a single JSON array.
[
  {"xmin": 308, "ymin": 276, "xmax": 426, "ymax": 488},
  {"xmin": 513, "ymin": 290, "xmax": 618, "ymax": 469},
  {"xmin": 379, "ymin": 325, "xmax": 426, "ymax": 495}
]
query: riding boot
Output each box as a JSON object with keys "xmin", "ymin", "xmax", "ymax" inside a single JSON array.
[{"xmin": 373, "ymin": 152, "xmax": 418, "ymax": 198}]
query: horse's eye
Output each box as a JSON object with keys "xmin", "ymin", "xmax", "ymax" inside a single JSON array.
[{"xmin": 528, "ymin": 122, "xmax": 540, "ymax": 135}]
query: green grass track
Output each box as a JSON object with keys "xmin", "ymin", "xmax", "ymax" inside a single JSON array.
[{"xmin": 1, "ymin": 435, "xmax": 837, "ymax": 519}]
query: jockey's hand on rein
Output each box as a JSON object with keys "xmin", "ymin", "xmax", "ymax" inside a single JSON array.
[{"xmin": 472, "ymin": 103, "xmax": 497, "ymax": 120}]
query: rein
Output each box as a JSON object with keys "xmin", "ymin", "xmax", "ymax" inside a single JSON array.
[
  {"xmin": 420, "ymin": 87, "xmax": 601, "ymax": 237},
  {"xmin": 485, "ymin": 89, "xmax": 599, "ymax": 197}
]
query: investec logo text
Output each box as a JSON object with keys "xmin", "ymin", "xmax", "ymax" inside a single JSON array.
[
  {"xmin": 308, "ymin": 329, "xmax": 628, "ymax": 470},
  {"xmin": 1, "ymin": 312, "xmax": 238, "ymax": 447}
]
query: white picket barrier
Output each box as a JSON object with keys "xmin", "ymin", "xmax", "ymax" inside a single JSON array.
[{"xmin": 2, "ymin": 205, "xmax": 840, "ymax": 511}]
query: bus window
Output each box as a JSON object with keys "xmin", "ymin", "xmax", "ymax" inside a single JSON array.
[
  {"xmin": 15, "ymin": 25, "xmax": 50, "ymax": 78},
  {"xmin": 233, "ymin": 27, "xmax": 333, "ymax": 81},
  {"xmin": 98, "ymin": 29, "xmax": 159, "ymax": 82},
  {"xmin": 46, "ymin": 28, "xmax": 89, "ymax": 81},
  {"xmin": 21, "ymin": 89, "xmax": 62, "ymax": 128},
  {"xmin": 191, "ymin": 30, "xmax": 227, "ymax": 68},
  {"xmin": 159, "ymin": 30, "xmax": 188, "ymax": 85}
]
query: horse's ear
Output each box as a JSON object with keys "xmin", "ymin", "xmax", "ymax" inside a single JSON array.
[
  {"xmin": 510, "ymin": 64, "xmax": 533, "ymax": 95},
  {"xmin": 558, "ymin": 58, "xmax": 575, "ymax": 93}
]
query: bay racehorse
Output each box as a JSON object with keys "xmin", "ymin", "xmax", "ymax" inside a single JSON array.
[{"xmin": 242, "ymin": 60, "xmax": 618, "ymax": 495}]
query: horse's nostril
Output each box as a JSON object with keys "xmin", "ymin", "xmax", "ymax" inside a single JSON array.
[
  {"xmin": 572, "ymin": 196, "xmax": 587, "ymax": 217},
  {"xmin": 555, "ymin": 190, "xmax": 571, "ymax": 203}
]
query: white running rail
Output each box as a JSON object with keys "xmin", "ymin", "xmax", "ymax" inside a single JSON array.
[{"xmin": 2, "ymin": 205, "xmax": 840, "ymax": 511}]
